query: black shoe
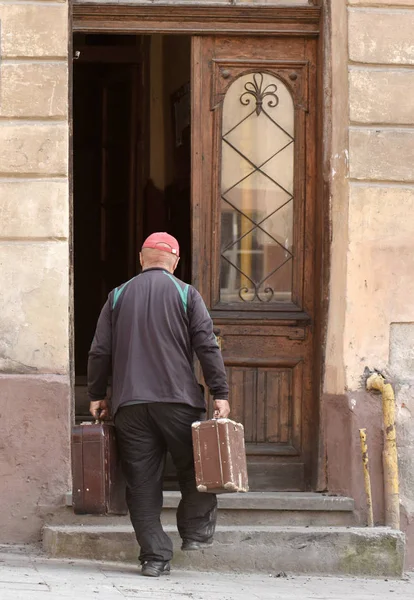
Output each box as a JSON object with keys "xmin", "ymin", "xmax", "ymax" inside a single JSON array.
[
  {"xmin": 141, "ymin": 560, "xmax": 171, "ymax": 577},
  {"xmin": 181, "ymin": 539, "xmax": 213, "ymax": 551}
]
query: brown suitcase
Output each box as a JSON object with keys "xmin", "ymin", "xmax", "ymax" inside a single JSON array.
[
  {"xmin": 192, "ymin": 418, "xmax": 249, "ymax": 494},
  {"xmin": 72, "ymin": 422, "xmax": 128, "ymax": 515}
]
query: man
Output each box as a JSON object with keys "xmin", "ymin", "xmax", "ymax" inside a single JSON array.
[{"xmin": 87, "ymin": 232, "xmax": 230, "ymax": 578}]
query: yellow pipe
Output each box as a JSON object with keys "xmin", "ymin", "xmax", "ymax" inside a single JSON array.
[
  {"xmin": 366, "ymin": 372, "xmax": 400, "ymax": 530},
  {"xmin": 359, "ymin": 428, "xmax": 374, "ymax": 527}
]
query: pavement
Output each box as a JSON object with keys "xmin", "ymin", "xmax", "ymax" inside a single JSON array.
[{"xmin": 0, "ymin": 545, "xmax": 413, "ymax": 600}]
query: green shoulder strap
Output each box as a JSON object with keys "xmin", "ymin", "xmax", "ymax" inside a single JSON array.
[
  {"xmin": 112, "ymin": 277, "xmax": 135, "ymax": 309},
  {"xmin": 164, "ymin": 272, "xmax": 189, "ymax": 313}
]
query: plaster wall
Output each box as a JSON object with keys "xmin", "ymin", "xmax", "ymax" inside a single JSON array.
[
  {"xmin": 0, "ymin": 0, "xmax": 71, "ymax": 541},
  {"xmin": 325, "ymin": 0, "xmax": 414, "ymax": 568}
]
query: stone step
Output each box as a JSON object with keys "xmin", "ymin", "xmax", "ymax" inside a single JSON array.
[
  {"xmin": 63, "ymin": 491, "xmax": 357, "ymax": 526},
  {"xmin": 164, "ymin": 491, "xmax": 356, "ymax": 526},
  {"xmin": 43, "ymin": 523, "xmax": 405, "ymax": 578}
]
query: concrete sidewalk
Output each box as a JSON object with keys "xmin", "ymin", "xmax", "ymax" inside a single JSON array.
[{"xmin": 0, "ymin": 545, "xmax": 413, "ymax": 600}]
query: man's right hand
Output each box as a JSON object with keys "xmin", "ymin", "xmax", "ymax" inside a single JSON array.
[
  {"xmin": 214, "ymin": 399, "xmax": 230, "ymax": 419},
  {"xmin": 89, "ymin": 399, "xmax": 110, "ymax": 421}
]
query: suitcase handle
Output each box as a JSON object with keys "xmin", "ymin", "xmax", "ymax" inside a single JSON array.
[{"xmin": 80, "ymin": 419, "xmax": 102, "ymax": 426}]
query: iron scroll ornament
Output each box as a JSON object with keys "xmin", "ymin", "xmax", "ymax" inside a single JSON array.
[
  {"xmin": 240, "ymin": 73, "xmax": 279, "ymax": 116},
  {"xmin": 222, "ymin": 252, "xmax": 292, "ymax": 303},
  {"xmin": 240, "ymin": 286, "xmax": 274, "ymax": 302}
]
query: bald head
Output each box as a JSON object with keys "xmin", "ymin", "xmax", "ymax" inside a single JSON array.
[{"xmin": 140, "ymin": 245, "xmax": 179, "ymax": 273}]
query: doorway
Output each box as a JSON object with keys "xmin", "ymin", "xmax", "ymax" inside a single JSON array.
[
  {"xmin": 72, "ymin": 6, "xmax": 323, "ymax": 492},
  {"xmin": 73, "ymin": 33, "xmax": 192, "ymax": 420}
]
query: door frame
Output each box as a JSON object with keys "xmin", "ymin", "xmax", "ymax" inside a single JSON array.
[
  {"xmin": 71, "ymin": 1, "xmax": 329, "ymax": 491},
  {"xmin": 73, "ymin": 3, "xmax": 321, "ymax": 36}
]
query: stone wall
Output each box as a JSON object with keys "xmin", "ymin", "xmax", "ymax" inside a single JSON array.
[
  {"xmin": 0, "ymin": 1, "xmax": 71, "ymax": 541},
  {"xmin": 325, "ymin": 0, "xmax": 414, "ymax": 568}
]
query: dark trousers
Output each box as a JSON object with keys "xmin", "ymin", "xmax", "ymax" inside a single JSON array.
[{"xmin": 114, "ymin": 403, "xmax": 217, "ymax": 563}]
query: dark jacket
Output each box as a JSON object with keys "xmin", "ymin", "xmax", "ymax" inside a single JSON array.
[{"xmin": 87, "ymin": 268, "xmax": 229, "ymax": 415}]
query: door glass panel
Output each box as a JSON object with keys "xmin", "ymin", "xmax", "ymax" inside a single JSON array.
[{"xmin": 220, "ymin": 72, "xmax": 294, "ymax": 304}]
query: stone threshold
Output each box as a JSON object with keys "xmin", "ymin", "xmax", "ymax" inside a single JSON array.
[{"xmin": 65, "ymin": 490, "xmax": 355, "ymax": 512}]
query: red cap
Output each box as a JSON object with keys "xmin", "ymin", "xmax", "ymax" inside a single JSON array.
[{"xmin": 142, "ymin": 232, "xmax": 180, "ymax": 256}]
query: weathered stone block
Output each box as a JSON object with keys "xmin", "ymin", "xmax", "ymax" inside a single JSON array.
[
  {"xmin": 0, "ymin": 124, "xmax": 68, "ymax": 176},
  {"xmin": 390, "ymin": 323, "xmax": 414, "ymax": 381},
  {"xmin": 397, "ymin": 450, "xmax": 414, "ymax": 520},
  {"xmin": 0, "ymin": 63, "xmax": 68, "ymax": 118},
  {"xmin": 0, "ymin": 242, "xmax": 69, "ymax": 373},
  {"xmin": 349, "ymin": 128, "xmax": 414, "ymax": 181},
  {"xmin": 0, "ymin": 5, "xmax": 68, "ymax": 58},
  {"xmin": 395, "ymin": 383, "xmax": 414, "ymax": 450},
  {"xmin": 349, "ymin": 68, "xmax": 414, "ymax": 124},
  {"xmin": 0, "ymin": 374, "xmax": 71, "ymax": 543},
  {"xmin": 349, "ymin": 9, "xmax": 414, "ymax": 65},
  {"xmin": 153, "ymin": 0, "xmax": 229, "ymax": 2},
  {"xmin": 396, "ymin": 383, "xmax": 414, "ymax": 418},
  {"xmin": 349, "ymin": 0, "xmax": 414, "ymax": 5},
  {"xmin": 344, "ymin": 185, "xmax": 414, "ymax": 388},
  {"xmin": 348, "ymin": 184, "xmax": 414, "ymax": 242},
  {"xmin": 236, "ymin": 0, "xmax": 307, "ymax": 4},
  {"xmin": 0, "ymin": 181, "xmax": 69, "ymax": 239}
]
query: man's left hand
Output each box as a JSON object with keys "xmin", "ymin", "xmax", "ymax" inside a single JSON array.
[{"xmin": 89, "ymin": 399, "xmax": 110, "ymax": 421}]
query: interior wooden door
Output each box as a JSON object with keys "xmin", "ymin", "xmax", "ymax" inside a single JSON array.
[
  {"xmin": 73, "ymin": 58, "xmax": 140, "ymax": 417},
  {"xmin": 191, "ymin": 36, "xmax": 318, "ymax": 491}
]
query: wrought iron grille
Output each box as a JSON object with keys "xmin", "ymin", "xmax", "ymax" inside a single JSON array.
[{"xmin": 220, "ymin": 72, "xmax": 295, "ymax": 304}]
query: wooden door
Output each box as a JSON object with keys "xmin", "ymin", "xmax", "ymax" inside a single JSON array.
[
  {"xmin": 98, "ymin": 65, "xmax": 140, "ymax": 297},
  {"xmin": 192, "ymin": 36, "xmax": 318, "ymax": 491}
]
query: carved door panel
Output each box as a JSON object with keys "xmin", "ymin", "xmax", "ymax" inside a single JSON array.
[{"xmin": 191, "ymin": 36, "xmax": 318, "ymax": 490}]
